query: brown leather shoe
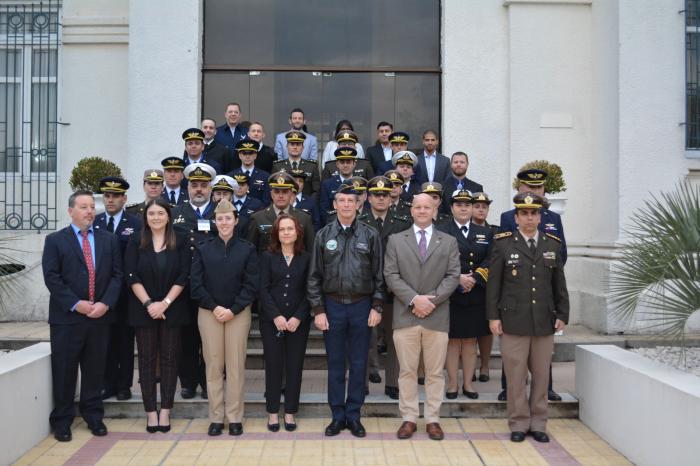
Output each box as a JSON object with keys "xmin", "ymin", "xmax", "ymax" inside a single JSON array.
[
  {"xmin": 396, "ymin": 421, "xmax": 417, "ymax": 439},
  {"xmin": 426, "ymin": 422, "xmax": 444, "ymax": 440}
]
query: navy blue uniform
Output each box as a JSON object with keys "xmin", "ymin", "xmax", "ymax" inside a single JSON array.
[
  {"xmin": 499, "ymin": 208, "xmax": 567, "ymax": 264},
  {"xmin": 230, "ymin": 167, "xmax": 271, "ymax": 206},
  {"xmin": 319, "ymin": 175, "xmax": 351, "ymax": 225},
  {"xmin": 233, "ymin": 195, "xmax": 264, "ymax": 237},
  {"xmin": 180, "ymin": 156, "xmax": 222, "ymax": 190},
  {"xmin": 294, "ymin": 193, "xmax": 321, "ymax": 231},
  {"xmin": 161, "ymin": 187, "xmax": 189, "ymax": 207}
]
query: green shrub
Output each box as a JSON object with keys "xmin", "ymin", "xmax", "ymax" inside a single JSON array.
[
  {"xmin": 69, "ymin": 157, "xmax": 123, "ymax": 192},
  {"xmin": 511, "ymin": 160, "xmax": 567, "ymax": 194}
]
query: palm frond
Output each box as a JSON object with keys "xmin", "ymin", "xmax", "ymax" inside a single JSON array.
[{"xmin": 0, "ymin": 234, "xmax": 28, "ymax": 313}]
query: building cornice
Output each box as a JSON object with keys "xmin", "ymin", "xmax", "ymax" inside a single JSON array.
[{"xmin": 62, "ymin": 16, "xmax": 128, "ymax": 44}]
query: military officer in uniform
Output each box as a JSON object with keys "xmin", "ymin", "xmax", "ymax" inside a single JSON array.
[
  {"xmin": 290, "ymin": 169, "xmax": 321, "ymax": 231},
  {"xmin": 375, "ymin": 131, "xmax": 409, "ymax": 174},
  {"xmin": 322, "ymin": 130, "xmax": 375, "ymax": 181},
  {"xmin": 94, "ymin": 177, "xmax": 142, "ymax": 401},
  {"xmin": 319, "ymin": 147, "xmax": 359, "ymax": 224},
  {"xmin": 126, "ymin": 169, "xmax": 165, "ymax": 217},
  {"xmin": 211, "ymin": 175, "xmax": 238, "ymax": 204},
  {"xmin": 498, "ymin": 168, "xmax": 566, "ymax": 402},
  {"xmin": 358, "ymin": 176, "xmax": 411, "ymax": 399},
  {"xmin": 161, "ymin": 157, "xmax": 189, "ymax": 206},
  {"xmin": 231, "ymin": 173, "xmax": 264, "ymax": 237},
  {"xmin": 420, "ymin": 182, "xmax": 452, "ymax": 226},
  {"xmin": 486, "ymin": 192, "xmax": 569, "ymax": 443},
  {"xmin": 271, "ymin": 131, "xmax": 321, "ymax": 198},
  {"xmin": 229, "ymin": 139, "xmax": 271, "ymax": 206},
  {"xmin": 392, "ymin": 151, "xmax": 421, "ymax": 202},
  {"xmin": 245, "ymin": 172, "xmax": 315, "ymax": 253},
  {"xmin": 182, "ymin": 128, "xmax": 222, "ymax": 176},
  {"xmin": 172, "ymin": 163, "xmax": 218, "ymax": 399},
  {"xmin": 385, "ymin": 170, "xmax": 412, "ymax": 218}
]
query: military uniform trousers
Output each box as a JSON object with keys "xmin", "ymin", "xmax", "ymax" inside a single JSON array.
[
  {"xmin": 198, "ymin": 306, "xmax": 252, "ymax": 423},
  {"xmin": 324, "ymin": 296, "xmax": 372, "ymax": 423},
  {"xmin": 500, "ymin": 333, "xmax": 554, "ymax": 432},
  {"xmin": 393, "ymin": 325, "xmax": 448, "ymax": 424}
]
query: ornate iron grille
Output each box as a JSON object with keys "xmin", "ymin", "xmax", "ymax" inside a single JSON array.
[{"xmin": 0, "ymin": 1, "xmax": 60, "ymax": 231}]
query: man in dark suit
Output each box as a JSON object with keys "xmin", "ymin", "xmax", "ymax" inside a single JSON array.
[
  {"xmin": 366, "ymin": 121, "xmax": 394, "ymax": 174},
  {"xmin": 201, "ymin": 118, "xmax": 234, "ymax": 173},
  {"xmin": 229, "ymin": 139, "xmax": 271, "ymax": 206},
  {"xmin": 214, "ymin": 102, "xmax": 248, "ymax": 150},
  {"xmin": 94, "ymin": 177, "xmax": 142, "ymax": 402},
  {"xmin": 245, "ymin": 121, "xmax": 277, "ymax": 174},
  {"xmin": 182, "ymin": 128, "xmax": 222, "ymax": 176},
  {"xmin": 161, "ymin": 157, "xmax": 189, "ymax": 207},
  {"xmin": 42, "ymin": 190, "xmax": 123, "ymax": 442},
  {"xmin": 442, "ymin": 152, "xmax": 483, "ymax": 213},
  {"xmin": 416, "ymin": 130, "xmax": 450, "ymax": 185}
]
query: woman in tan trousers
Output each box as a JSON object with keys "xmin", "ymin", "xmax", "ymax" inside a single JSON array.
[{"xmin": 190, "ymin": 199, "xmax": 259, "ymax": 436}]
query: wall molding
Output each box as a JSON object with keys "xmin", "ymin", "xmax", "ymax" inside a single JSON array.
[{"xmin": 62, "ymin": 16, "xmax": 128, "ymax": 44}]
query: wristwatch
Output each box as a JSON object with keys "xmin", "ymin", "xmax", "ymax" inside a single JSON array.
[{"xmin": 163, "ymin": 297, "xmax": 172, "ymax": 307}]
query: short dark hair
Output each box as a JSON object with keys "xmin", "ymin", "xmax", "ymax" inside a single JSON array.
[
  {"xmin": 451, "ymin": 151, "xmax": 469, "ymax": 163},
  {"xmin": 422, "ymin": 129, "xmax": 439, "ymax": 139},
  {"xmin": 268, "ymin": 213, "xmax": 304, "ymax": 255},
  {"xmin": 225, "ymin": 102, "xmax": 241, "ymax": 111},
  {"xmin": 290, "ymin": 107, "xmax": 304, "ymax": 118},
  {"xmin": 202, "ymin": 117, "xmax": 217, "ymax": 126},
  {"xmin": 68, "ymin": 190, "xmax": 93, "ymax": 207},
  {"xmin": 377, "ymin": 121, "xmax": 393, "ymax": 130}
]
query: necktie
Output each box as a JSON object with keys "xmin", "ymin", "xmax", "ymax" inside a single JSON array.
[
  {"xmin": 376, "ymin": 217, "xmax": 383, "ymax": 230},
  {"xmin": 169, "ymin": 190, "xmax": 176, "ymax": 204},
  {"xmin": 461, "ymin": 225, "xmax": 468, "ymax": 237},
  {"xmin": 245, "ymin": 170, "xmax": 251, "ymax": 178},
  {"xmin": 529, "ymin": 238, "xmax": 536, "ymax": 255},
  {"xmin": 418, "ymin": 229, "xmax": 427, "ymax": 262},
  {"xmin": 404, "ymin": 184, "xmax": 409, "ymax": 193},
  {"xmin": 81, "ymin": 230, "xmax": 95, "ymax": 302},
  {"xmin": 196, "ymin": 207, "xmax": 202, "ymax": 219},
  {"xmin": 107, "ymin": 216, "xmax": 114, "ymax": 233},
  {"xmin": 234, "ymin": 200, "xmax": 243, "ymax": 207},
  {"xmin": 292, "ymin": 161, "xmax": 298, "ymax": 171}
]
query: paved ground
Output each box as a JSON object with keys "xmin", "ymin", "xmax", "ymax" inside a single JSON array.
[{"xmin": 14, "ymin": 417, "xmax": 632, "ymax": 466}]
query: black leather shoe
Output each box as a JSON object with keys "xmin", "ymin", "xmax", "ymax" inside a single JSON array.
[
  {"xmin": 510, "ymin": 431, "xmax": 526, "ymax": 442},
  {"xmin": 417, "ymin": 377, "xmax": 425, "ymax": 385},
  {"xmin": 208, "ymin": 423, "xmax": 224, "ymax": 436},
  {"xmin": 267, "ymin": 422, "xmax": 280, "ymax": 432},
  {"xmin": 463, "ymin": 387, "xmax": 479, "ymax": 399},
  {"xmin": 445, "ymin": 391, "xmax": 458, "ymax": 400},
  {"xmin": 498, "ymin": 390, "xmax": 507, "ymax": 401},
  {"xmin": 181, "ymin": 387, "xmax": 196, "ymax": 399},
  {"xmin": 369, "ymin": 373, "xmax": 382, "ymax": 384},
  {"xmin": 284, "ymin": 421, "xmax": 297, "ymax": 432},
  {"xmin": 478, "ymin": 373, "xmax": 490, "ymax": 382},
  {"xmin": 229, "ymin": 423, "xmax": 243, "ymax": 436},
  {"xmin": 347, "ymin": 420, "xmax": 366, "ymax": 438},
  {"xmin": 385, "ymin": 386, "xmax": 399, "ymax": 400},
  {"xmin": 146, "ymin": 420, "xmax": 158, "ymax": 434},
  {"xmin": 100, "ymin": 388, "xmax": 116, "ymax": 400},
  {"xmin": 54, "ymin": 428, "xmax": 72, "ymax": 442},
  {"xmin": 325, "ymin": 420, "xmax": 345, "ymax": 436},
  {"xmin": 530, "ymin": 431, "xmax": 550, "ymax": 443},
  {"xmin": 548, "ymin": 390, "xmax": 562, "ymax": 401},
  {"xmin": 158, "ymin": 424, "xmax": 171, "ymax": 433},
  {"xmin": 116, "ymin": 389, "xmax": 132, "ymax": 401},
  {"xmin": 89, "ymin": 421, "xmax": 108, "ymax": 436}
]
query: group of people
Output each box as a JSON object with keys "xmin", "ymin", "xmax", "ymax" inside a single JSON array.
[{"xmin": 41, "ymin": 103, "xmax": 569, "ymax": 445}]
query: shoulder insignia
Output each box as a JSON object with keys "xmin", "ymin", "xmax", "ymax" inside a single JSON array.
[
  {"xmin": 545, "ymin": 232, "xmax": 561, "ymax": 242},
  {"xmin": 494, "ymin": 231, "xmax": 512, "ymax": 240}
]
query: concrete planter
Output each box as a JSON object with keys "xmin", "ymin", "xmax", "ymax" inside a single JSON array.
[{"xmin": 576, "ymin": 345, "xmax": 700, "ymax": 466}]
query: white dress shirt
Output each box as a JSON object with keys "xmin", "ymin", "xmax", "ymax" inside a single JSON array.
[
  {"xmin": 413, "ymin": 223, "xmax": 434, "ymax": 247},
  {"xmin": 423, "ymin": 151, "xmax": 437, "ymax": 182}
]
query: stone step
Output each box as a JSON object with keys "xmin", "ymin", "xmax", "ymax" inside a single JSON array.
[{"xmin": 101, "ymin": 392, "xmax": 579, "ymax": 419}]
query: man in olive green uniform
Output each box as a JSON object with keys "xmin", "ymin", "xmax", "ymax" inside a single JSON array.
[
  {"xmin": 385, "ymin": 170, "xmax": 412, "ymax": 218},
  {"xmin": 486, "ymin": 192, "xmax": 569, "ymax": 444},
  {"xmin": 358, "ymin": 176, "xmax": 411, "ymax": 399},
  {"xmin": 125, "ymin": 169, "xmax": 164, "ymax": 217},
  {"xmin": 322, "ymin": 130, "xmax": 375, "ymax": 181},
  {"xmin": 271, "ymin": 131, "xmax": 321, "ymax": 198},
  {"xmin": 246, "ymin": 171, "xmax": 315, "ymax": 252}
]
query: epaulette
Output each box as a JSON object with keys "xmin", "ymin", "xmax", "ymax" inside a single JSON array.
[
  {"xmin": 295, "ymin": 208, "xmax": 311, "ymax": 217},
  {"xmin": 545, "ymin": 232, "xmax": 561, "ymax": 242},
  {"xmin": 125, "ymin": 202, "xmax": 140, "ymax": 209},
  {"xmin": 357, "ymin": 212, "xmax": 370, "ymax": 221},
  {"xmin": 494, "ymin": 231, "xmax": 512, "ymax": 240}
]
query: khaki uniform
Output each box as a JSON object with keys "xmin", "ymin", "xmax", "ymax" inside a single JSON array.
[{"xmin": 485, "ymin": 230, "xmax": 569, "ymax": 433}]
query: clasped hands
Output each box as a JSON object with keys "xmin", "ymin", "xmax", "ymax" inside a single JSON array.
[
  {"xmin": 273, "ymin": 316, "xmax": 302, "ymax": 333},
  {"xmin": 411, "ymin": 295, "xmax": 436, "ymax": 318},
  {"xmin": 75, "ymin": 300, "xmax": 109, "ymax": 319},
  {"xmin": 460, "ymin": 273, "xmax": 476, "ymax": 293},
  {"xmin": 213, "ymin": 306, "xmax": 234, "ymax": 323}
]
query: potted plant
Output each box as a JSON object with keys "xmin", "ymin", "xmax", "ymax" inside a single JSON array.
[
  {"xmin": 69, "ymin": 156, "xmax": 123, "ymax": 213},
  {"xmin": 512, "ymin": 160, "xmax": 567, "ymax": 215}
]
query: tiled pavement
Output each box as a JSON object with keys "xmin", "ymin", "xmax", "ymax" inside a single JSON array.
[{"xmin": 14, "ymin": 418, "xmax": 632, "ymax": 466}]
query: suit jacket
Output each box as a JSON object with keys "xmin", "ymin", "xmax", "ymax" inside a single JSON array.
[
  {"xmin": 245, "ymin": 205, "xmax": 315, "ymax": 253},
  {"xmin": 42, "ymin": 226, "xmax": 123, "ymax": 325},
  {"xmin": 499, "ymin": 208, "xmax": 567, "ymax": 264},
  {"xmin": 485, "ymin": 230, "xmax": 569, "ymax": 336},
  {"xmin": 441, "ymin": 175, "xmax": 483, "ymax": 213},
  {"xmin": 366, "ymin": 144, "xmax": 392, "ymax": 174},
  {"xmin": 416, "ymin": 152, "xmax": 451, "ymax": 185},
  {"xmin": 124, "ymin": 234, "xmax": 191, "ymax": 327},
  {"xmin": 214, "ymin": 123, "xmax": 248, "ymax": 150},
  {"xmin": 383, "ymin": 225, "xmax": 461, "ymax": 332},
  {"xmin": 274, "ymin": 131, "xmax": 318, "ymax": 161},
  {"xmin": 161, "ymin": 187, "xmax": 189, "ymax": 207},
  {"xmin": 232, "ymin": 196, "xmax": 265, "ymax": 238},
  {"xmin": 399, "ymin": 179, "xmax": 422, "ymax": 202},
  {"xmin": 259, "ymin": 250, "xmax": 311, "ymax": 322},
  {"xmin": 187, "ymin": 140, "xmax": 231, "ymax": 173}
]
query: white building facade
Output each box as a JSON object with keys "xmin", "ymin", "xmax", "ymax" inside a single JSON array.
[{"xmin": 1, "ymin": 0, "xmax": 698, "ymax": 332}]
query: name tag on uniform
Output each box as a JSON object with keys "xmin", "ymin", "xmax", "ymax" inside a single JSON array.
[
  {"xmin": 543, "ymin": 251, "xmax": 556, "ymax": 260},
  {"xmin": 197, "ymin": 219, "xmax": 211, "ymax": 232}
]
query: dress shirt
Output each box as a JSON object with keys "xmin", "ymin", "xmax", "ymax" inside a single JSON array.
[
  {"xmin": 165, "ymin": 185, "xmax": 181, "ymax": 201},
  {"xmin": 192, "ymin": 201, "xmax": 211, "ymax": 217},
  {"xmin": 228, "ymin": 125, "xmax": 239, "ymax": 138},
  {"xmin": 423, "ymin": 151, "xmax": 437, "ymax": 182},
  {"xmin": 186, "ymin": 156, "xmax": 203, "ymax": 165},
  {"xmin": 105, "ymin": 209, "xmax": 124, "ymax": 232},
  {"xmin": 241, "ymin": 164, "xmax": 255, "ymax": 175},
  {"xmin": 383, "ymin": 145, "xmax": 392, "ymax": 161},
  {"xmin": 454, "ymin": 219, "xmax": 469, "ymax": 238},
  {"xmin": 519, "ymin": 229, "xmax": 540, "ymax": 247},
  {"xmin": 233, "ymin": 195, "xmax": 247, "ymax": 210},
  {"xmin": 273, "ymin": 205, "xmax": 290, "ymax": 216},
  {"xmin": 413, "ymin": 223, "xmax": 434, "ymax": 248}
]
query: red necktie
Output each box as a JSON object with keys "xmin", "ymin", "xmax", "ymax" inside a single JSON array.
[{"xmin": 81, "ymin": 230, "xmax": 95, "ymax": 302}]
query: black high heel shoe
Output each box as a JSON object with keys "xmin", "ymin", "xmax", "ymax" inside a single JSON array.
[
  {"xmin": 146, "ymin": 416, "xmax": 159, "ymax": 434},
  {"xmin": 268, "ymin": 415, "xmax": 280, "ymax": 432},
  {"xmin": 284, "ymin": 415, "xmax": 297, "ymax": 432}
]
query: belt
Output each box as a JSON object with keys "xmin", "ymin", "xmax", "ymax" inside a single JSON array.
[{"xmin": 326, "ymin": 293, "xmax": 370, "ymax": 305}]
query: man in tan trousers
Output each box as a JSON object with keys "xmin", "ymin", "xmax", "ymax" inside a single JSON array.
[
  {"xmin": 486, "ymin": 192, "xmax": 569, "ymax": 443},
  {"xmin": 384, "ymin": 193, "xmax": 461, "ymax": 440}
]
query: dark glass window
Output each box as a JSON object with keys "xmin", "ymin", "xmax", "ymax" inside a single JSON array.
[{"xmin": 687, "ymin": 0, "xmax": 700, "ymax": 149}]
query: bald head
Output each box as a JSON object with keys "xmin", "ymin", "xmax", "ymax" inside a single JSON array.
[{"xmin": 411, "ymin": 193, "xmax": 435, "ymax": 228}]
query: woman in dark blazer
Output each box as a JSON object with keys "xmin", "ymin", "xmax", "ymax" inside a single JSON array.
[
  {"xmin": 125, "ymin": 198, "xmax": 190, "ymax": 433},
  {"xmin": 259, "ymin": 213, "xmax": 311, "ymax": 432}
]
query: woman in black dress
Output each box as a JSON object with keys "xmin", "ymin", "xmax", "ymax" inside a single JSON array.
[
  {"xmin": 259, "ymin": 213, "xmax": 311, "ymax": 432},
  {"xmin": 125, "ymin": 198, "xmax": 191, "ymax": 432},
  {"xmin": 437, "ymin": 190, "xmax": 493, "ymax": 399}
]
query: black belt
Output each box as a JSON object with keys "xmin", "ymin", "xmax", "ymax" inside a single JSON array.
[{"xmin": 326, "ymin": 293, "xmax": 370, "ymax": 305}]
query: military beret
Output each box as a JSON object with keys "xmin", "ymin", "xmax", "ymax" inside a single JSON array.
[{"xmin": 99, "ymin": 176, "xmax": 129, "ymax": 194}]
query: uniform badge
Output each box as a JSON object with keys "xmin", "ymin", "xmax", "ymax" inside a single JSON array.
[
  {"xmin": 122, "ymin": 227, "xmax": 134, "ymax": 235},
  {"xmin": 326, "ymin": 239, "xmax": 338, "ymax": 251},
  {"xmin": 543, "ymin": 251, "xmax": 556, "ymax": 260},
  {"xmin": 174, "ymin": 215, "xmax": 185, "ymax": 224},
  {"xmin": 545, "ymin": 223, "xmax": 557, "ymax": 231}
]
